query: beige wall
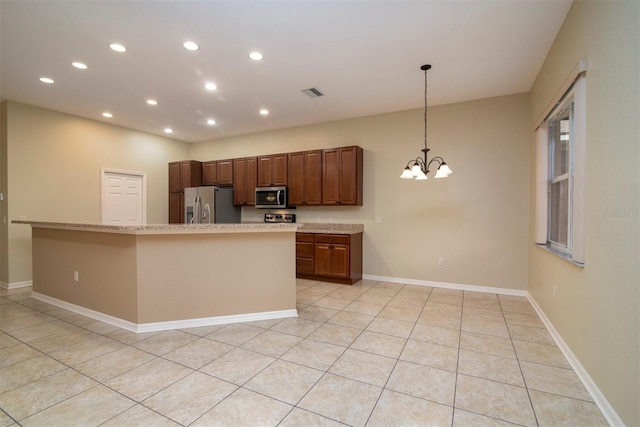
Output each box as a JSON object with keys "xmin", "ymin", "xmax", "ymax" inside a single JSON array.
[
  {"xmin": 32, "ymin": 228, "xmax": 139, "ymax": 322},
  {"xmin": 528, "ymin": 1, "xmax": 639, "ymax": 425},
  {"xmin": 136, "ymin": 232, "xmax": 296, "ymax": 323},
  {"xmin": 30, "ymin": 227, "xmax": 296, "ymax": 325},
  {"xmin": 4, "ymin": 101, "xmax": 190, "ymax": 284},
  {"xmin": 190, "ymin": 93, "xmax": 531, "ymax": 290}
]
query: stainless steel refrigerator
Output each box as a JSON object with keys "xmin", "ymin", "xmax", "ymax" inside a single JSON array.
[{"xmin": 184, "ymin": 186, "xmax": 241, "ymax": 224}]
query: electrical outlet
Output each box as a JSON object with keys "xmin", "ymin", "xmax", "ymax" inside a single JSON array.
[
  {"xmin": 375, "ymin": 217, "xmax": 382, "ymax": 224},
  {"xmin": 438, "ymin": 257, "xmax": 444, "ymax": 266},
  {"xmin": 74, "ymin": 271, "xmax": 79, "ymax": 282},
  {"xmin": 553, "ymin": 285, "xmax": 556, "ymax": 298}
]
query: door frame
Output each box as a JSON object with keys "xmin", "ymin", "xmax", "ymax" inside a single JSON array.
[{"xmin": 101, "ymin": 168, "xmax": 147, "ymax": 225}]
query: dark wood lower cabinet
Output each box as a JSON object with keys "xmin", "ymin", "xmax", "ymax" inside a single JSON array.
[{"xmin": 296, "ymin": 232, "xmax": 362, "ymax": 285}]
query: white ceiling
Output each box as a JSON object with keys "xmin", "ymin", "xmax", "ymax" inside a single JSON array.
[{"xmin": 0, "ymin": 0, "xmax": 572, "ymax": 143}]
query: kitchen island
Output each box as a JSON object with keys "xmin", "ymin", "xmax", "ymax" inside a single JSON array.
[{"xmin": 15, "ymin": 221, "xmax": 298, "ymax": 332}]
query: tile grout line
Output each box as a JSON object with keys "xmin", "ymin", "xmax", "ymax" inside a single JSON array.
[{"xmin": 499, "ymin": 294, "xmax": 541, "ymax": 427}]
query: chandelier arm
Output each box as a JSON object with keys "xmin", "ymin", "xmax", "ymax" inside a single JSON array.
[{"xmin": 426, "ymin": 157, "xmax": 444, "ymax": 172}]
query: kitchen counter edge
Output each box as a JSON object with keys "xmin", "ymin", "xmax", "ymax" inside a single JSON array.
[
  {"xmin": 13, "ymin": 221, "xmax": 364, "ymax": 235},
  {"xmin": 13, "ymin": 221, "xmax": 298, "ymax": 235}
]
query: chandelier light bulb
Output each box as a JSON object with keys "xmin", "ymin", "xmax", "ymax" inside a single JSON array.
[
  {"xmin": 400, "ymin": 168, "xmax": 414, "ymax": 179},
  {"xmin": 439, "ymin": 163, "xmax": 452, "ymax": 175},
  {"xmin": 415, "ymin": 170, "xmax": 428, "ymax": 180}
]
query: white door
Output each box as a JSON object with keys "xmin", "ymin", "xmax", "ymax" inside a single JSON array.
[{"xmin": 101, "ymin": 169, "xmax": 146, "ymax": 225}]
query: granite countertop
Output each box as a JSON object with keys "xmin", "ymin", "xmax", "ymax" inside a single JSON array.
[
  {"xmin": 13, "ymin": 220, "xmax": 364, "ymax": 235},
  {"xmin": 297, "ymin": 223, "xmax": 364, "ymax": 235},
  {"xmin": 13, "ymin": 220, "xmax": 298, "ymax": 235}
]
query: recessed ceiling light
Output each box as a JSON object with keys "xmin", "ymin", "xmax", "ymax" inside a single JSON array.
[
  {"xmin": 146, "ymin": 99, "xmax": 158, "ymax": 106},
  {"xmin": 249, "ymin": 51, "xmax": 264, "ymax": 61},
  {"xmin": 183, "ymin": 41, "xmax": 199, "ymax": 51},
  {"xmin": 110, "ymin": 43, "xmax": 126, "ymax": 53},
  {"xmin": 164, "ymin": 128, "xmax": 173, "ymax": 134},
  {"xmin": 72, "ymin": 62, "xmax": 88, "ymax": 70},
  {"xmin": 259, "ymin": 109, "xmax": 269, "ymax": 116},
  {"xmin": 102, "ymin": 112, "xmax": 113, "ymax": 118},
  {"xmin": 206, "ymin": 119, "xmax": 216, "ymax": 125},
  {"xmin": 204, "ymin": 82, "xmax": 217, "ymax": 91},
  {"xmin": 39, "ymin": 77, "xmax": 54, "ymax": 84}
]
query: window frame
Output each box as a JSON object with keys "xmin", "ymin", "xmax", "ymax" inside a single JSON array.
[
  {"xmin": 547, "ymin": 91, "xmax": 575, "ymax": 255},
  {"xmin": 534, "ymin": 60, "xmax": 586, "ymax": 266}
]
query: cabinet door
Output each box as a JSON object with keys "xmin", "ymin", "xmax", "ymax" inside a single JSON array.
[
  {"xmin": 257, "ymin": 156, "xmax": 273, "ymax": 187},
  {"xmin": 258, "ymin": 154, "xmax": 288, "ymax": 187},
  {"xmin": 288, "ymin": 152, "xmax": 305, "ymax": 206},
  {"xmin": 321, "ymin": 147, "xmax": 362, "ymax": 205},
  {"xmin": 202, "ymin": 161, "xmax": 218, "ymax": 185},
  {"xmin": 180, "ymin": 161, "xmax": 202, "ymax": 189},
  {"xmin": 322, "ymin": 149, "xmax": 340, "ymax": 205},
  {"xmin": 169, "ymin": 192, "xmax": 182, "ymax": 224},
  {"xmin": 314, "ymin": 243, "xmax": 332, "ymax": 276},
  {"xmin": 246, "ymin": 157, "xmax": 257, "ymax": 205},
  {"xmin": 330, "ymin": 244, "xmax": 350, "ymax": 278},
  {"xmin": 289, "ymin": 151, "xmax": 322, "ymax": 206},
  {"xmin": 338, "ymin": 147, "xmax": 358, "ymax": 205},
  {"xmin": 233, "ymin": 158, "xmax": 247, "ymax": 205},
  {"xmin": 233, "ymin": 157, "xmax": 257, "ymax": 205},
  {"xmin": 271, "ymin": 154, "xmax": 288, "ymax": 186},
  {"xmin": 304, "ymin": 150, "xmax": 322, "ymax": 205},
  {"xmin": 169, "ymin": 162, "xmax": 181, "ymax": 193},
  {"xmin": 217, "ymin": 159, "xmax": 234, "ymax": 186}
]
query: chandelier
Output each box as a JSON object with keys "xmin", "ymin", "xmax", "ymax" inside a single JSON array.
[{"xmin": 400, "ymin": 64, "xmax": 452, "ymax": 180}]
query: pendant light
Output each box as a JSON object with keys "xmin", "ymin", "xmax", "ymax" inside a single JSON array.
[{"xmin": 400, "ymin": 64, "xmax": 452, "ymax": 180}]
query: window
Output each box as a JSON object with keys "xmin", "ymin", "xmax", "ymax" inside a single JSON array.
[
  {"xmin": 548, "ymin": 93, "xmax": 574, "ymax": 251},
  {"xmin": 535, "ymin": 61, "xmax": 586, "ymax": 265}
]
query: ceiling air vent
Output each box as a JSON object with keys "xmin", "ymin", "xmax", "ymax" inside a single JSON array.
[{"xmin": 301, "ymin": 87, "xmax": 324, "ymax": 98}]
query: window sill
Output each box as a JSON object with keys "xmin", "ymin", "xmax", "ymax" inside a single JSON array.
[{"xmin": 536, "ymin": 243, "xmax": 585, "ymax": 268}]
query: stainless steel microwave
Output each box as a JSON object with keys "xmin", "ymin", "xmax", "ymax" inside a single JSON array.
[{"xmin": 255, "ymin": 186, "xmax": 288, "ymax": 209}]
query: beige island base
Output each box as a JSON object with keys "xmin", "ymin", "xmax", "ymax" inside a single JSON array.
[{"xmin": 16, "ymin": 221, "xmax": 298, "ymax": 332}]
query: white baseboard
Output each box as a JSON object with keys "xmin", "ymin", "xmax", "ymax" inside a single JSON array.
[
  {"xmin": 31, "ymin": 292, "xmax": 298, "ymax": 333},
  {"xmin": 135, "ymin": 309, "xmax": 298, "ymax": 333},
  {"xmin": 526, "ymin": 294, "xmax": 623, "ymax": 427},
  {"xmin": 0, "ymin": 280, "xmax": 33, "ymax": 290},
  {"xmin": 362, "ymin": 274, "xmax": 527, "ymax": 297}
]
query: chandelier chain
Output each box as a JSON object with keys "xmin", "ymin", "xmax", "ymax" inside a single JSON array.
[{"xmin": 424, "ymin": 65, "xmax": 428, "ymax": 151}]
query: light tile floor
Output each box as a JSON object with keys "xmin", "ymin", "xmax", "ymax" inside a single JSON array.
[{"xmin": 0, "ymin": 279, "xmax": 609, "ymax": 426}]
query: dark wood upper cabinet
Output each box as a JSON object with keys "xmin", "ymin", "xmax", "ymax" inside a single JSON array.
[
  {"xmin": 233, "ymin": 157, "xmax": 257, "ymax": 206},
  {"xmin": 168, "ymin": 160, "xmax": 202, "ymax": 223},
  {"xmin": 288, "ymin": 150, "xmax": 322, "ymax": 206},
  {"xmin": 180, "ymin": 160, "xmax": 203, "ymax": 189},
  {"xmin": 322, "ymin": 146, "xmax": 363, "ymax": 205},
  {"xmin": 170, "ymin": 145, "xmax": 361, "ymax": 215},
  {"xmin": 202, "ymin": 161, "xmax": 218, "ymax": 185},
  {"xmin": 217, "ymin": 159, "xmax": 234, "ymax": 186},
  {"xmin": 169, "ymin": 162, "xmax": 181, "ymax": 194},
  {"xmin": 257, "ymin": 154, "xmax": 288, "ymax": 187}
]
